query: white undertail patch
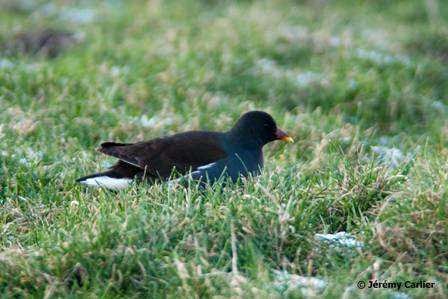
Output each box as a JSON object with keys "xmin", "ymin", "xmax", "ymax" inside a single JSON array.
[
  {"xmin": 190, "ymin": 162, "xmax": 218, "ymax": 177},
  {"xmin": 197, "ymin": 162, "xmax": 217, "ymax": 170},
  {"xmin": 79, "ymin": 176, "xmax": 132, "ymax": 190}
]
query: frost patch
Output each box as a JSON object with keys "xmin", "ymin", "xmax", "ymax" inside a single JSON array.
[
  {"xmin": 110, "ymin": 65, "xmax": 129, "ymax": 77},
  {"xmin": 328, "ymin": 36, "xmax": 342, "ymax": 47},
  {"xmin": 355, "ymin": 48, "xmax": 410, "ymax": 66},
  {"xmin": 0, "ymin": 59, "xmax": 14, "ymax": 70},
  {"xmin": 275, "ymin": 25, "xmax": 309, "ymax": 42},
  {"xmin": 58, "ymin": 8, "xmax": 96, "ymax": 23},
  {"xmin": 391, "ymin": 292, "xmax": 412, "ymax": 299},
  {"xmin": 255, "ymin": 59, "xmax": 284, "ymax": 78},
  {"xmin": 255, "ymin": 58, "xmax": 329, "ymax": 87},
  {"xmin": 296, "ymin": 71, "xmax": 328, "ymax": 87},
  {"xmin": 273, "ymin": 270, "xmax": 327, "ymax": 296},
  {"xmin": 314, "ymin": 232, "xmax": 364, "ymax": 249},
  {"xmin": 371, "ymin": 146, "xmax": 412, "ymax": 168},
  {"xmin": 12, "ymin": 148, "xmax": 44, "ymax": 166},
  {"xmin": 40, "ymin": 5, "xmax": 96, "ymax": 24},
  {"xmin": 432, "ymin": 101, "xmax": 447, "ymax": 112},
  {"xmin": 378, "ymin": 136, "xmax": 392, "ymax": 146},
  {"xmin": 138, "ymin": 115, "xmax": 174, "ymax": 129},
  {"xmin": 361, "ymin": 29, "xmax": 392, "ymax": 49}
]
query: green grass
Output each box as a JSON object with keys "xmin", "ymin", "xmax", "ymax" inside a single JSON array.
[{"xmin": 0, "ymin": 0, "xmax": 447, "ymax": 298}]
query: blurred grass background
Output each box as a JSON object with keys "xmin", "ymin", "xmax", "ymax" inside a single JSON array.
[{"xmin": 0, "ymin": 0, "xmax": 447, "ymax": 298}]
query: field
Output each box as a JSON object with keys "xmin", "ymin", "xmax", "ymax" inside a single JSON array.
[{"xmin": 1, "ymin": 0, "xmax": 447, "ymax": 298}]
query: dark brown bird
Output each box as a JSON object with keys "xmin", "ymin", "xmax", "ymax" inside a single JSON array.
[{"xmin": 77, "ymin": 111, "xmax": 293, "ymax": 190}]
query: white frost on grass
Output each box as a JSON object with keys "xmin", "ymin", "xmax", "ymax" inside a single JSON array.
[
  {"xmin": 314, "ymin": 232, "xmax": 364, "ymax": 249},
  {"xmin": 432, "ymin": 101, "xmax": 447, "ymax": 112},
  {"xmin": 39, "ymin": 4, "xmax": 96, "ymax": 24},
  {"xmin": 0, "ymin": 59, "xmax": 14, "ymax": 70},
  {"xmin": 255, "ymin": 58, "xmax": 284, "ymax": 78},
  {"xmin": 378, "ymin": 136, "xmax": 392, "ymax": 146},
  {"xmin": 70, "ymin": 200, "xmax": 79, "ymax": 209},
  {"xmin": 296, "ymin": 71, "xmax": 328, "ymax": 87},
  {"xmin": 255, "ymin": 58, "xmax": 329, "ymax": 88},
  {"xmin": 0, "ymin": 59, "xmax": 45, "ymax": 73},
  {"xmin": 273, "ymin": 270, "xmax": 327, "ymax": 296},
  {"xmin": 275, "ymin": 25, "xmax": 309, "ymax": 42},
  {"xmin": 59, "ymin": 8, "xmax": 96, "ymax": 23},
  {"xmin": 109, "ymin": 65, "xmax": 129, "ymax": 77},
  {"xmin": 138, "ymin": 115, "xmax": 174, "ymax": 129},
  {"xmin": 18, "ymin": 158, "xmax": 29, "ymax": 165},
  {"xmin": 371, "ymin": 146, "xmax": 412, "ymax": 168},
  {"xmin": 391, "ymin": 292, "xmax": 412, "ymax": 299},
  {"xmin": 3, "ymin": 147, "xmax": 44, "ymax": 167},
  {"xmin": 272, "ymin": 25, "xmax": 347, "ymax": 49},
  {"xmin": 361, "ymin": 29, "xmax": 392, "ymax": 49},
  {"xmin": 328, "ymin": 36, "xmax": 342, "ymax": 47},
  {"xmin": 111, "ymin": 66, "xmax": 121, "ymax": 77},
  {"xmin": 140, "ymin": 115, "xmax": 158, "ymax": 128},
  {"xmin": 72, "ymin": 32, "xmax": 87, "ymax": 43},
  {"xmin": 18, "ymin": 148, "xmax": 44, "ymax": 166},
  {"xmin": 294, "ymin": 71, "xmax": 329, "ymax": 88},
  {"xmin": 355, "ymin": 48, "xmax": 410, "ymax": 66}
]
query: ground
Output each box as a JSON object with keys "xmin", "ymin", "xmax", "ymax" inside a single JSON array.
[{"xmin": 0, "ymin": 0, "xmax": 447, "ymax": 298}]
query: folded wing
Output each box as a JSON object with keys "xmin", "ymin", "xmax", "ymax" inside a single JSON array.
[{"xmin": 97, "ymin": 131, "xmax": 227, "ymax": 179}]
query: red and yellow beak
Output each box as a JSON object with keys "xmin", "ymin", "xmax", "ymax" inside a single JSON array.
[{"xmin": 276, "ymin": 128, "xmax": 294, "ymax": 143}]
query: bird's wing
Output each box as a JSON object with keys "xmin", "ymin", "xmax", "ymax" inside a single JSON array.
[
  {"xmin": 97, "ymin": 139, "xmax": 166, "ymax": 168},
  {"xmin": 97, "ymin": 131, "xmax": 227, "ymax": 178}
]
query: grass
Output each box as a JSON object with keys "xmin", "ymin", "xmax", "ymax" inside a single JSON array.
[{"xmin": 0, "ymin": 0, "xmax": 447, "ymax": 298}]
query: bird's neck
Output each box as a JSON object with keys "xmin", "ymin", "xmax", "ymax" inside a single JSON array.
[{"xmin": 225, "ymin": 130, "xmax": 265, "ymax": 151}]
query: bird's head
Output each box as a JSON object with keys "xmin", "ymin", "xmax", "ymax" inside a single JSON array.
[{"xmin": 228, "ymin": 111, "xmax": 294, "ymax": 148}]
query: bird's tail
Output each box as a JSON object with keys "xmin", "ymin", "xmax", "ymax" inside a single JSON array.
[
  {"xmin": 76, "ymin": 161, "xmax": 141, "ymax": 190},
  {"xmin": 76, "ymin": 170, "xmax": 133, "ymax": 190}
]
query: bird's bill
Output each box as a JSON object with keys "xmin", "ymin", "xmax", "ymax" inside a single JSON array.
[{"xmin": 276, "ymin": 128, "xmax": 294, "ymax": 143}]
